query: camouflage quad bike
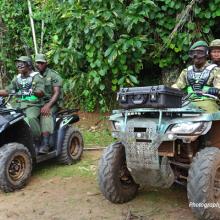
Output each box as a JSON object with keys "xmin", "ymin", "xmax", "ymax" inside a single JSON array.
[{"xmin": 98, "ymin": 88, "xmax": 220, "ymax": 220}]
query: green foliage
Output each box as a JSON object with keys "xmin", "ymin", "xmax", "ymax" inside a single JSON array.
[
  {"xmin": 0, "ymin": 1, "xmax": 29, "ymax": 76},
  {"xmin": 0, "ymin": 0, "xmax": 220, "ymax": 111}
]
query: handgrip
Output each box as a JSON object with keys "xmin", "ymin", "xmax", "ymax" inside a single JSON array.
[{"xmin": 132, "ymin": 99, "xmax": 144, "ymax": 104}]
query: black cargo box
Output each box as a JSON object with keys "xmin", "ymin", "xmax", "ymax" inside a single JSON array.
[{"xmin": 117, "ymin": 85, "xmax": 184, "ymax": 109}]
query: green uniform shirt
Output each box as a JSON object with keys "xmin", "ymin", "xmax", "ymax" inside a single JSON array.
[
  {"xmin": 6, "ymin": 72, "xmax": 45, "ymax": 108},
  {"xmin": 172, "ymin": 63, "xmax": 220, "ymax": 90},
  {"xmin": 41, "ymin": 68, "xmax": 63, "ymax": 107},
  {"xmin": 172, "ymin": 63, "xmax": 220, "ymax": 113}
]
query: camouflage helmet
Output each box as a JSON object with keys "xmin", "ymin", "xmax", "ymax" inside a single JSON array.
[{"xmin": 209, "ymin": 39, "xmax": 220, "ymax": 49}]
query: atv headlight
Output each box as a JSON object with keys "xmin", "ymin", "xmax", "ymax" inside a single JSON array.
[{"xmin": 168, "ymin": 122, "xmax": 209, "ymax": 135}]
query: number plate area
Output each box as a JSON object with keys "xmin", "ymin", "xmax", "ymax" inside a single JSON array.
[{"xmin": 124, "ymin": 122, "xmax": 160, "ymax": 170}]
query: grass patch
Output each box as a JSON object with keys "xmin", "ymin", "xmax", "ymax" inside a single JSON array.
[
  {"xmin": 33, "ymin": 152, "xmax": 99, "ymax": 179},
  {"xmin": 82, "ymin": 128, "xmax": 114, "ymax": 147}
]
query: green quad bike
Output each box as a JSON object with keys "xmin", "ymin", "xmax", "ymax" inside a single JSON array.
[{"xmin": 98, "ymin": 85, "xmax": 220, "ymax": 220}]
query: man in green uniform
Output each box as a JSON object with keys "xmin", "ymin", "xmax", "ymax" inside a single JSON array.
[
  {"xmin": 172, "ymin": 40, "xmax": 220, "ymax": 113},
  {"xmin": 0, "ymin": 56, "xmax": 45, "ymax": 138},
  {"xmin": 35, "ymin": 54, "xmax": 63, "ymax": 154},
  {"xmin": 210, "ymin": 39, "xmax": 220, "ymax": 66}
]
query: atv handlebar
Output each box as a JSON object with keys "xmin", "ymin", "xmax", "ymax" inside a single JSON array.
[
  {"xmin": 182, "ymin": 91, "xmax": 220, "ymax": 107},
  {"xmin": 0, "ymin": 94, "xmax": 14, "ymax": 108},
  {"xmin": 0, "ymin": 91, "xmax": 33, "ymax": 108},
  {"xmin": 183, "ymin": 91, "xmax": 219, "ymax": 101}
]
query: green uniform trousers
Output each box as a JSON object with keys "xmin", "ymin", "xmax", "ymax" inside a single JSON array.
[
  {"xmin": 40, "ymin": 105, "xmax": 58, "ymax": 134},
  {"xmin": 191, "ymin": 99, "xmax": 219, "ymax": 113},
  {"xmin": 24, "ymin": 106, "xmax": 41, "ymax": 138}
]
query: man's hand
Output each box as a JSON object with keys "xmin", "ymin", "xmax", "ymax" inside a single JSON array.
[
  {"xmin": 195, "ymin": 90, "xmax": 203, "ymax": 96},
  {"xmin": 41, "ymin": 103, "xmax": 51, "ymax": 116}
]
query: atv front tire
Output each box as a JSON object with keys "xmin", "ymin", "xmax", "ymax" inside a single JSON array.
[
  {"xmin": 0, "ymin": 143, "xmax": 32, "ymax": 192},
  {"xmin": 57, "ymin": 126, "xmax": 84, "ymax": 165},
  {"xmin": 98, "ymin": 142, "xmax": 138, "ymax": 203},
  {"xmin": 187, "ymin": 147, "xmax": 220, "ymax": 220}
]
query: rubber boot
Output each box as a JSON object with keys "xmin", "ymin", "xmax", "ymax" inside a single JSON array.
[{"xmin": 39, "ymin": 133, "xmax": 50, "ymax": 154}]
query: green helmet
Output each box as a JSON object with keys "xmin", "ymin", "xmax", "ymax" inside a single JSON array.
[
  {"xmin": 190, "ymin": 40, "xmax": 208, "ymax": 50},
  {"xmin": 16, "ymin": 56, "xmax": 32, "ymax": 63},
  {"xmin": 209, "ymin": 39, "xmax": 220, "ymax": 48},
  {"xmin": 15, "ymin": 56, "xmax": 33, "ymax": 68},
  {"xmin": 35, "ymin": 54, "xmax": 47, "ymax": 63}
]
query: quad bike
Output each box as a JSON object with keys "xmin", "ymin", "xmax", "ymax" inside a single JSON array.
[
  {"xmin": 0, "ymin": 95, "xmax": 84, "ymax": 192},
  {"xmin": 98, "ymin": 86, "xmax": 220, "ymax": 220}
]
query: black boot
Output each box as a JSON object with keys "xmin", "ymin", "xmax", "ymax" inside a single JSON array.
[{"xmin": 39, "ymin": 134, "xmax": 50, "ymax": 154}]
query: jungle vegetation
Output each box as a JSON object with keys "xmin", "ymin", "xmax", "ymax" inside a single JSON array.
[{"xmin": 0, "ymin": 0, "xmax": 220, "ymax": 111}]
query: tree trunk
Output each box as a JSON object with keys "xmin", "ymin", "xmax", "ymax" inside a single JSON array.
[{"xmin": 0, "ymin": 17, "xmax": 7, "ymax": 89}]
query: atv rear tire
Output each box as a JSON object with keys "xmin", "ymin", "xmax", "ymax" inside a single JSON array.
[
  {"xmin": 57, "ymin": 126, "xmax": 84, "ymax": 165},
  {"xmin": 98, "ymin": 142, "xmax": 138, "ymax": 203},
  {"xmin": 0, "ymin": 143, "xmax": 32, "ymax": 192},
  {"xmin": 187, "ymin": 147, "xmax": 220, "ymax": 220}
]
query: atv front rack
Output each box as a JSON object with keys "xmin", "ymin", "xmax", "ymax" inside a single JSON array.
[{"xmin": 111, "ymin": 107, "xmax": 203, "ymax": 132}]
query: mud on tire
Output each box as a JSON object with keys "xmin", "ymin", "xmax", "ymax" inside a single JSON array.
[
  {"xmin": 57, "ymin": 126, "xmax": 84, "ymax": 165},
  {"xmin": 98, "ymin": 142, "xmax": 138, "ymax": 203},
  {"xmin": 187, "ymin": 147, "xmax": 220, "ymax": 220},
  {"xmin": 0, "ymin": 143, "xmax": 32, "ymax": 192}
]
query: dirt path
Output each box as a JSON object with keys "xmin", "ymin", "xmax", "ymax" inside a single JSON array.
[{"xmin": 0, "ymin": 151, "xmax": 196, "ymax": 220}]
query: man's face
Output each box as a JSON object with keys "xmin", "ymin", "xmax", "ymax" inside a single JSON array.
[
  {"xmin": 35, "ymin": 62, "xmax": 47, "ymax": 73},
  {"xmin": 210, "ymin": 48, "xmax": 220, "ymax": 63},
  {"xmin": 16, "ymin": 62, "xmax": 29, "ymax": 75},
  {"xmin": 189, "ymin": 46, "xmax": 207, "ymax": 67}
]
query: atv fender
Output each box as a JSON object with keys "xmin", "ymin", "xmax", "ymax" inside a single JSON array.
[{"xmin": 56, "ymin": 125, "xmax": 68, "ymax": 156}]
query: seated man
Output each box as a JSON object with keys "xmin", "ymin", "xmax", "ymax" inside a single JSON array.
[
  {"xmin": 35, "ymin": 54, "xmax": 63, "ymax": 154},
  {"xmin": 0, "ymin": 56, "xmax": 45, "ymax": 139},
  {"xmin": 210, "ymin": 39, "xmax": 220, "ymax": 67},
  {"xmin": 172, "ymin": 40, "xmax": 220, "ymax": 113}
]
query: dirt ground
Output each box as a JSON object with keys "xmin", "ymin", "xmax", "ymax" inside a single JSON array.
[
  {"xmin": 0, "ymin": 112, "xmax": 197, "ymax": 220},
  {"xmin": 0, "ymin": 150, "xmax": 196, "ymax": 220}
]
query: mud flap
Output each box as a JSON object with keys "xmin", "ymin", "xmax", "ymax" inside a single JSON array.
[{"xmin": 127, "ymin": 156, "xmax": 174, "ymax": 188}]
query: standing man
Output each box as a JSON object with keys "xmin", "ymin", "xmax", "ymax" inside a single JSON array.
[
  {"xmin": 0, "ymin": 56, "xmax": 45, "ymax": 139},
  {"xmin": 172, "ymin": 40, "xmax": 220, "ymax": 113},
  {"xmin": 210, "ymin": 39, "xmax": 220, "ymax": 66},
  {"xmin": 35, "ymin": 54, "xmax": 63, "ymax": 154}
]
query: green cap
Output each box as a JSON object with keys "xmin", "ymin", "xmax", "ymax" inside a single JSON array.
[
  {"xmin": 210, "ymin": 39, "xmax": 220, "ymax": 48},
  {"xmin": 16, "ymin": 56, "xmax": 32, "ymax": 63},
  {"xmin": 35, "ymin": 54, "xmax": 47, "ymax": 63},
  {"xmin": 190, "ymin": 40, "xmax": 208, "ymax": 50}
]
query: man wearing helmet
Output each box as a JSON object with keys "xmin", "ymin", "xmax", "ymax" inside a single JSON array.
[
  {"xmin": 172, "ymin": 40, "xmax": 220, "ymax": 113},
  {"xmin": 210, "ymin": 39, "xmax": 220, "ymax": 66},
  {"xmin": 0, "ymin": 56, "xmax": 45, "ymax": 139},
  {"xmin": 35, "ymin": 53, "xmax": 63, "ymax": 154}
]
